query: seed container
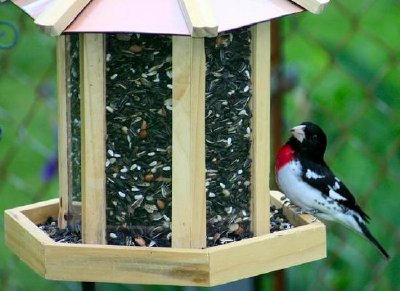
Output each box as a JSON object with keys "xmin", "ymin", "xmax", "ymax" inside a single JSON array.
[{"xmin": 5, "ymin": 0, "xmax": 328, "ymax": 286}]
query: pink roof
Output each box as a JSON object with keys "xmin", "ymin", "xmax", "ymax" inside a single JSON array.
[{"xmin": 12, "ymin": 0, "xmax": 302, "ymax": 35}]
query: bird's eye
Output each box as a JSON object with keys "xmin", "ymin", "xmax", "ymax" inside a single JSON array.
[{"xmin": 312, "ymin": 134, "xmax": 318, "ymax": 141}]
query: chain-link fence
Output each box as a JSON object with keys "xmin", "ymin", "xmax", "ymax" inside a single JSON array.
[
  {"xmin": 273, "ymin": 0, "xmax": 399, "ymax": 289},
  {"xmin": 1, "ymin": 0, "xmax": 399, "ymax": 290}
]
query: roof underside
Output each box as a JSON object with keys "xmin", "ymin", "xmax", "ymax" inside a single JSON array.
[{"xmin": 13, "ymin": 0, "xmax": 303, "ymax": 35}]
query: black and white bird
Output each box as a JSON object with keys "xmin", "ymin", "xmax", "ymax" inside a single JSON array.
[{"xmin": 275, "ymin": 121, "xmax": 389, "ymax": 260}]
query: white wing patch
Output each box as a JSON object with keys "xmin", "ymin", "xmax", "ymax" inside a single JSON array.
[
  {"xmin": 306, "ymin": 169, "xmax": 325, "ymax": 179},
  {"xmin": 333, "ymin": 181, "xmax": 340, "ymax": 190},
  {"xmin": 328, "ymin": 186, "xmax": 346, "ymax": 201}
]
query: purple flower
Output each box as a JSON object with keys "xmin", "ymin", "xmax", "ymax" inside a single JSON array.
[{"xmin": 41, "ymin": 153, "xmax": 58, "ymax": 182}]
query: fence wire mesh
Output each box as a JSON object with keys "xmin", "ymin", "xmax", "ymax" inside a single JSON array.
[
  {"xmin": 275, "ymin": 0, "xmax": 399, "ymax": 290},
  {"xmin": 0, "ymin": 0, "xmax": 399, "ymax": 290}
]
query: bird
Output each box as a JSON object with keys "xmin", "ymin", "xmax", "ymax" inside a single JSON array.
[{"xmin": 275, "ymin": 121, "xmax": 390, "ymax": 260}]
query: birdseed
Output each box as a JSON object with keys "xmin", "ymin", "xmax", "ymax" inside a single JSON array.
[{"xmin": 38, "ymin": 205, "xmax": 293, "ymax": 245}]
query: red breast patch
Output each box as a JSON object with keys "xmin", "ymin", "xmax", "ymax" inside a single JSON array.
[{"xmin": 275, "ymin": 144, "xmax": 295, "ymax": 173}]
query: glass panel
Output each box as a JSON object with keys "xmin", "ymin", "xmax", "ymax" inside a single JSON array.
[
  {"xmin": 68, "ymin": 34, "xmax": 82, "ymax": 202},
  {"xmin": 105, "ymin": 34, "xmax": 173, "ymax": 247},
  {"xmin": 67, "ymin": 34, "xmax": 82, "ymax": 231},
  {"xmin": 205, "ymin": 28, "xmax": 253, "ymax": 246}
]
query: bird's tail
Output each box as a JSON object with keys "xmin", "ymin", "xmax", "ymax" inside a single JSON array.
[{"xmin": 357, "ymin": 219, "xmax": 390, "ymax": 260}]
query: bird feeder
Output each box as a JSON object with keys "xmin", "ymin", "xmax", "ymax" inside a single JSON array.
[{"xmin": 5, "ymin": 0, "xmax": 328, "ymax": 286}]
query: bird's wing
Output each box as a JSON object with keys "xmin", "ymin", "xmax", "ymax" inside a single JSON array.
[{"xmin": 300, "ymin": 158, "xmax": 370, "ymax": 222}]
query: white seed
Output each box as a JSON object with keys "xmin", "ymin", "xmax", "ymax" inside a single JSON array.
[
  {"xmin": 118, "ymin": 191, "xmax": 126, "ymax": 198},
  {"xmin": 109, "ymin": 232, "xmax": 117, "ymax": 239},
  {"xmin": 238, "ymin": 109, "xmax": 247, "ymax": 116},
  {"xmin": 164, "ymin": 98, "xmax": 172, "ymax": 110},
  {"xmin": 149, "ymin": 161, "xmax": 158, "ymax": 167},
  {"xmin": 219, "ymin": 182, "xmax": 226, "ymax": 189},
  {"xmin": 108, "ymin": 149, "xmax": 114, "ymax": 156},
  {"xmin": 209, "ymin": 192, "xmax": 216, "ymax": 198},
  {"xmin": 229, "ymin": 223, "xmax": 239, "ymax": 232},
  {"xmin": 120, "ymin": 167, "xmax": 128, "ymax": 173},
  {"xmin": 162, "ymin": 166, "xmax": 171, "ymax": 171},
  {"xmin": 222, "ymin": 189, "xmax": 230, "ymax": 196},
  {"xmin": 237, "ymin": 169, "xmax": 243, "ymax": 175},
  {"xmin": 110, "ymin": 74, "xmax": 118, "ymax": 80},
  {"xmin": 219, "ymin": 237, "xmax": 234, "ymax": 244}
]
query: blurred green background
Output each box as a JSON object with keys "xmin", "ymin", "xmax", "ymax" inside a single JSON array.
[{"xmin": 1, "ymin": 0, "xmax": 399, "ymax": 290}]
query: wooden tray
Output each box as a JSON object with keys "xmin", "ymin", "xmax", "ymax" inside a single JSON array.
[{"xmin": 5, "ymin": 191, "xmax": 325, "ymax": 286}]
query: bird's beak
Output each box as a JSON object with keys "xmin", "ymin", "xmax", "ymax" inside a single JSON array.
[{"xmin": 291, "ymin": 125, "xmax": 306, "ymax": 142}]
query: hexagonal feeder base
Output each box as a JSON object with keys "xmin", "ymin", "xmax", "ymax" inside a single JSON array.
[{"xmin": 4, "ymin": 191, "xmax": 325, "ymax": 287}]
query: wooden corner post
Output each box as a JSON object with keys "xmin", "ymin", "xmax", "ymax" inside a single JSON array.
[
  {"xmin": 80, "ymin": 33, "xmax": 107, "ymax": 244},
  {"xmin": 250, "ymin": 22, "xmax": 271, "ymax": 236},
  {"xmin": 172, "ymin": 36, "xmax": 206, "ymax": 249},
  {"xmin": 57, "ymin": 35, "xmax": 70, "ymax": 229}
]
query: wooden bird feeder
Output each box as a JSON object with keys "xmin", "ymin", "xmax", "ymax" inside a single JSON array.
[{"xmin": 5, "ymin": 0, "xmax": 329, "ymax": 286}]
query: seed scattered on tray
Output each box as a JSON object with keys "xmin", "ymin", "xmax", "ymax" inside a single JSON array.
[{"xmin": 38, "ymin": 206, "xmax": 293, "ymax": 245}]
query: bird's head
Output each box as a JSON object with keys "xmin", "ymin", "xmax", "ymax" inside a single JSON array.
[{"xmin": 288, "ymin": 121, "xmax": 327, "ymax": 161}]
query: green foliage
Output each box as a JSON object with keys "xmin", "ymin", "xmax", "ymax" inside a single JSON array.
[{"xmin": 281, "ymin": 0, "xmax": 400, "ymax": 289}]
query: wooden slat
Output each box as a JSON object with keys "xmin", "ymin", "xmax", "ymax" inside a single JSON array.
[
  {"xmin": 177, "ymin": 0, "xmax": 218, "ymax": 37},
  {"xmin": 270, "ymin": 190, "xmax": 318, "ymax": 227},
  {"xmin": 34, "ymin": 0, "xmax": 92, "ymax": 36},
  {"xmin": 45, "ymin": 244, "xmax": 209, "ymax": 286},
  {"xmin": 172, "ymin": 36, "xmax": 206, "ymax": 249},
  {"xmin": 4, "ymin": 209, "xmax": 50, "ymax": 277},
  {"xmin": 208, "ymin": 212, "xmax": 326, "ymax": 286},
  {"xmin": 12, "ymin": 198, "xmax": 59, "ymax": 225},
  {"xmin": 291, "ymin": 0, "xmax": 330, "ymax": 14},
  {"xmin": 249, "ymin": 22, "xmax": 271, "ymax": 236},
  {"xmin": 80, "ymin": 33, "xmax": 107, "ymax": 245},
  {"xmin": 56, "ymin": 35, "xmax": 70, "ymax": 229}
]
